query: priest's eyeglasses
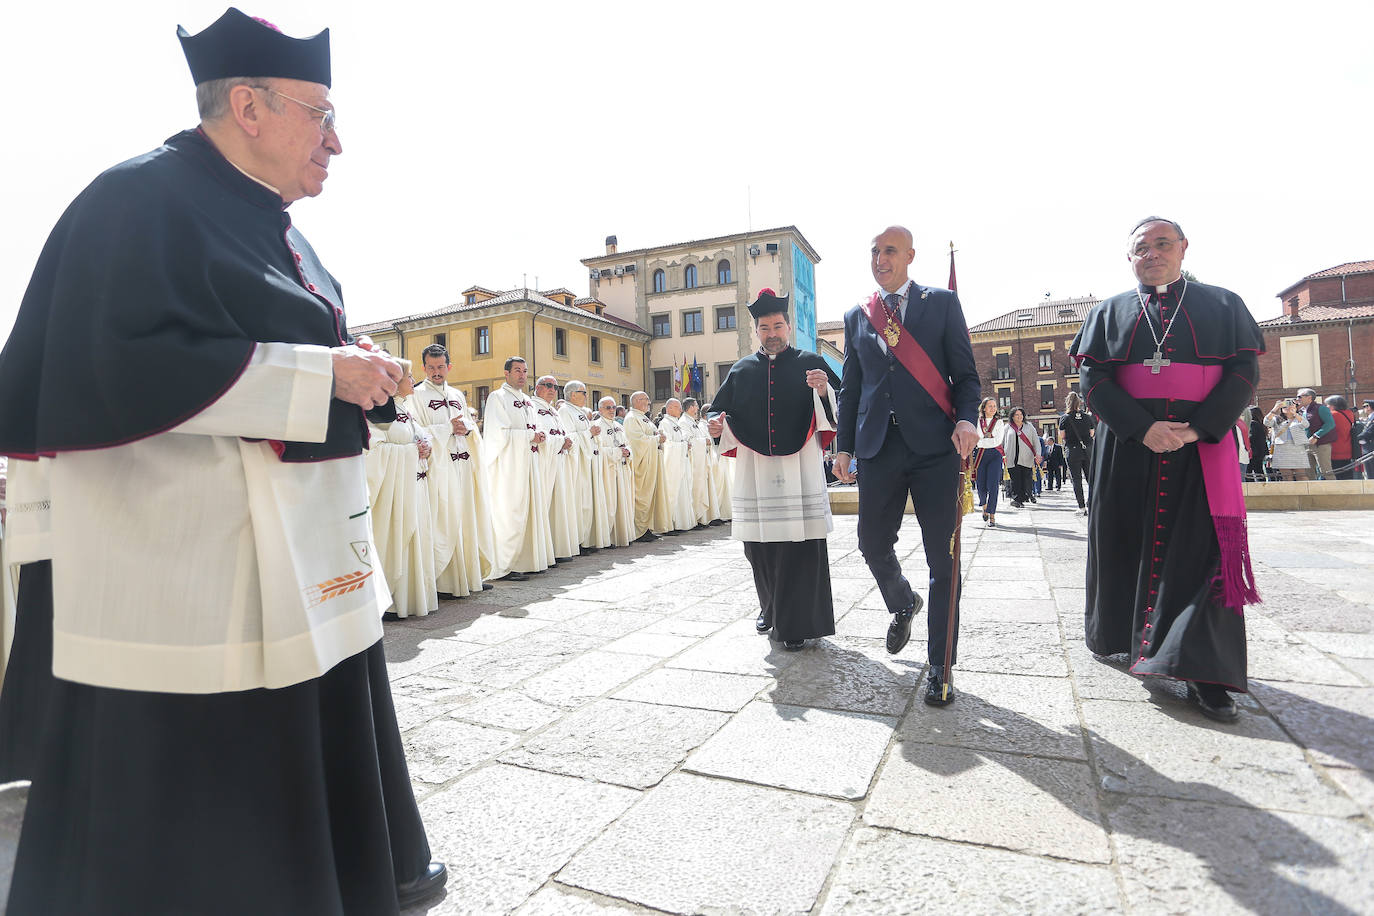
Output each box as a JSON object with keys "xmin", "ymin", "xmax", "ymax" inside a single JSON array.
[
  {"xmin": 1131, "ymin": 238, "xmax": 1182, "ymax": 257},
  {"xmin": 265, "ymin": 88, "xmax": 337, "ymax": 134}
]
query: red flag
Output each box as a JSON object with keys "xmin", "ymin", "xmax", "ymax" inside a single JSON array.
[{"xmin": 948, "ymin": 241, "xmax": 957, "ymax": 292}]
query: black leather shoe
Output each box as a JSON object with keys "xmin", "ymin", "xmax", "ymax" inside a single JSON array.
[
  {"xmin": 397, "ymin": 861, "xmax": 448, "ymax": 907},
  {"xmin": 885, "ymin": 594, "xmax": 924, "ymax": 655},
  {"xmin": 481, "ymin": 582, "xmax": 494, "ymax": 590},
  {"xmin": 504, "ymin": 571, "xmax": 529, "ymax": 581},
  {"xmin": 756, "ymin": 612, "xmax": 772, "ymax": 634},
  {"xmin": 924, "ymin": 665, "xmax": 955, "ymax": 706},
  {"xmin": 783, "ymin": 639, "xmax": 806, "ymax": 651},
  {"xmin": 1187, "ymin": 682, "xmax": 1239, "ymax": 723},
  {"xmin": 635, "ymin": 531, "xmax": 660, "ymax": 543},
  {"xmin": 709, "ymin": 519, "xmax": 725, "ymax": 526}
]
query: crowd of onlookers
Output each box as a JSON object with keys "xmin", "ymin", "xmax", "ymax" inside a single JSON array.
[{"xmin": 1244, "ymin": 389, "xmax": 1373, "ymax": 482}]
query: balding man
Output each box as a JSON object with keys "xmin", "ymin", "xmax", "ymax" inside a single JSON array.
[
  {"xmin": 625, "ymin": 392, "xmax": 672, "ymax": 541},
  {"xmin": 835, "ymin": 225, "xmax": 980, "ymax": 706},
  {"xmin": 0, "ymin": 9, "xmax": 443, "ymax": 910}
]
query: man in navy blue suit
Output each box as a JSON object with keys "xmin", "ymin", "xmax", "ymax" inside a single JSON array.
[{"xmin": 834, "ymin": 226, "xmax": 981, "ymax": 705}]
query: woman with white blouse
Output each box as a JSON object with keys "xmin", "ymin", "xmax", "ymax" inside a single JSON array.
[
  {"xmin": 1265, "ymin": 399, "xmax": 1310, "ymax": 481},
  {"xmin": 973, "ymin": 397, "xmax": 1006, "ymax": 528}
]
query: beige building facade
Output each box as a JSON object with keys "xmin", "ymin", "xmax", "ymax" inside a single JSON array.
[
  {"xmin": 350, "ymin": 286, "xmax": 651, "ymax": 417},
  {"xmin": 581, "ymin": 226, "xmax": 821, "ymax": 402}
]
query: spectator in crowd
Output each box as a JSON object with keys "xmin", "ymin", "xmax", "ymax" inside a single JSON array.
[
  {"xmin": 1357, "ymin": 400, "xmax": 1374, "ymax": 479},
  {"xmin": 1246, "ymin": 406, "xmax": 1269, "ymax": 482},
  {"xmin": 1297, "ymin": 388, "xmax": 1335, "ymax": 479},
  {"xmin": 1233, "ymin": 412, "xmax": 1251, "ymax": 479},
  {"xmin": 1265, "ymin": 399, "xmax": 1310, "ymax": 481},
  {"xmin": 1045, "ymin": 432, "xmax": 1066, "ymax": 490},
  {"xmin": 1002, "ymin": 407, "xmax": 1042, "ymax": 508},
  {"xmin": 1325, "ymin": 395, "xmax": 1357, "ymax": 481},
  {"xmin": 1059, "ymin": 391, "xmax": 1094, "ymax": 516}
]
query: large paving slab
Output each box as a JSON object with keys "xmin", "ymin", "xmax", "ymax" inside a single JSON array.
[
  {"xmin": 684, "ymin": 700, "xmax": 896, "ymax": 799},
  {"xmin": 558, "ymin": 772, "xmax": 855, "ymax": 916},
  {"xmin": 819, "ymin": 827, "xmax": 1122, "ymax": 915}
]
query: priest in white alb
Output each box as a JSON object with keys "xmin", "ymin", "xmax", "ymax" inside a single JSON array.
[
  {"xmin": 658, "ymin": 399, "xmax": 697, "ymax": 532},
  {"xmin": 410, "ymin": 344, "xmax": 492, "ymax": 598},
  {"xmin": 625, "ymin": 392, "xmax": 671, "ymax": 541},
  {"xmin": 533, "ymin": 375, "xmax": 579, "ymax": 563},
  {"xmin": 709, "ymin": 289, "xmax": 841, "ymax": 651},
  {"xmin": 365, "ymin": 373, "xmax": 439, "ymax": 618},
  {"xmin": 599, "ymin": 397, "xmax": 636, "ymax": 547},
  {"xmin": 681, "ymin": 397, "xmax": 721, "ymax": 526},
  {"xmin": 560, "ymin": 381, "xmax": 612, "ymax": 552},
  {"xmin": 483, "ymin": 358, "xmax": 552, "ymax": 580}
]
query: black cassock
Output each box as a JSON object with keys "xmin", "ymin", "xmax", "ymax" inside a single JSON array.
[
  {"xmin": 0, "ymin": 129, "xmax": 427, "ymax": 915},
  {"xmin": 710, "ymin": 347, "xmax": 841, "ymax": 642},
  {"xmin": 1071, "ymin": 278, "xmax": 1264, "ymax": 690}
]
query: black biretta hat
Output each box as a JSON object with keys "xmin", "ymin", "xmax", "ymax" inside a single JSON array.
[
  {"xmin": 178, "ymin": 8, "xmax": 331, "ymax": 87},
  {"xmin": 747, "ymin": 288, "xmax": 790, "ymax": 320}
]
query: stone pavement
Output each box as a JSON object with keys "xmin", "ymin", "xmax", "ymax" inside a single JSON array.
[
  {"xmin": 380, "ymin": 487, "xmax": 1374, "ymax": 915},
  {"xmin": 2, "ymin": 488, "xmax": 1372, "ymax": 914}
]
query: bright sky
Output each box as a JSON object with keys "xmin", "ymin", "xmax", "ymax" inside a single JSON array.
[{"xmin": 3, "ymin": 1, "xmax": 1371, "ymax": 343}]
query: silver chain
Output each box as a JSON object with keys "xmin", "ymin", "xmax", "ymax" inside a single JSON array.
[{"xmin": 1136, "ymin": 277, "xmax": 1188, "ymax": 350}]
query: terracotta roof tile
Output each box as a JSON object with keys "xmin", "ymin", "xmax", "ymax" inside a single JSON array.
[
  {"xmin": 1304, "ymin": 260, "xmax": 1374, "ymax": 279},
  {"xmin": 1259, "ymin": 303, "xmax": 1374, "ymax": 326}
]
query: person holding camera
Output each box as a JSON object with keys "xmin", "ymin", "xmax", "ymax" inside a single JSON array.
[{"xmin": 1266, "ymin": 399, "xmax": 1311, "ymax": 481}]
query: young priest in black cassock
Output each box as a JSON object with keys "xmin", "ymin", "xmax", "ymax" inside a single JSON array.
[
  {"xmin": 0, "ymin": 10, "xmax": 444, "ymax": 913},
  {"xmin": 1071, "ymin": 217, "xmax": 1264, "ymax": 724},
  {"xmin": 708, "ymin": 290, "xmax": 842, "ymax": 650}
]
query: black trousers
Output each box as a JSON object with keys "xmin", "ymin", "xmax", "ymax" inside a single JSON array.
[
  {"xmin": 1048, "ymin": 462, "xmax": 1064, "ymax": 488},
  {"xmin": 1009, "ymin": 466, "xmax": 1034, "ymax": 503},
  {"xmin": 856, "ymin": 425, "xmax": 960, "ymax": 665},
  {"xmin": 1066, "ymin": 447, "xmax": 1091, "ymax": 508}
]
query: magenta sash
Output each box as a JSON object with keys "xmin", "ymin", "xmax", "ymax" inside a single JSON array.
[{"xmin": 1117, "ymin": 363, "xmax": 1260, "ymax": 612}]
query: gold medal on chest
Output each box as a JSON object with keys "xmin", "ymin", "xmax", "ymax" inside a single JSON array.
[{"xmin": 883, "ymin": 320, "xmax": 902, "ymax": 347}]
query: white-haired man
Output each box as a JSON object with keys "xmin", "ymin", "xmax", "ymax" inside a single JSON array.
[
  {"xmin": 599, "ymin": 397, "xmax": 636, "ymax": 546},
  {"xmin": 658, "ymin": 398, "xmax": 697, "ymax": 532},
  {"xmin": 534, "ymin": 375, "xmax": 579, "ymax": 562},
  {"xmin": 625, "ymin": 392, "xmax": 671, "ymax": 540},
  {"xmin": 560, "ymin": 381, "xmax": 612, "ymax": 551},
  {"xmin": 0, "ymin": 9, "xmax": 443, "ymax": 910}
]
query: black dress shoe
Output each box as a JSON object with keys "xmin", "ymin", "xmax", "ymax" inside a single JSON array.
[
  {"xmin": 504, "ymin": 571, "xmax": 529, "ymax": 581},
  {"xmin": 1187, "ymin": 681, "xmax": 1239, "ymax": 723},
  {"xmin": 924, "ymin": 665, "xmax": 955, "ymax": 706},
  {"xmin": 756, "ymin": 612, "xmax": 772, "ymax": 634},
  {"xmin": 436, "ymin": 592, "xmax": 458, "ymax": 600},
  {"xmin": 885, "ymin": 594, "xmax": 924, "ymax": 655},
  {"xmin": 397, "ymin": 861, "xmax": 448, "ymax": 907},
  {"xmin": 481, "ymin": 582, "xmax": 494, "ymax": 591},
  {"xmin": 636, "ymin": 531, "xmax": 660, "ymax": 543},
  {"xmin": 709, "ymin": 519, "xmax": 725, "ymax": 526},
  {"xmin": 783, "ymin": 639, "xmax": 806, "ymax": 651}
]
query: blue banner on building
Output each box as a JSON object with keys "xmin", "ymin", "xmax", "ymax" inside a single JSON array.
[{"xmin": 791, "ymin": 242, "xmax": 817, "ymax": 353}]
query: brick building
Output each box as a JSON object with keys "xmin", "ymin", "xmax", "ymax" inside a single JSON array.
[
  {"xmin": 1256, "ymin": 260, "xmax": 1374, "ymax": 409},
  {"xmin": 967, "ymin": 297, "xmax": 1097, "ymax": 437}
]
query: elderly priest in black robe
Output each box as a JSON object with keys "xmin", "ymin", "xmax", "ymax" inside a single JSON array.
[
  {"xmin": 0, "ymin": 9, "xmax": 446, "ymax": 913},
  {"xmin": 708, "ymin": 289, "xmax": 842, "ymax": 651},
  {"xmin": 1071, "ymin": 216, "xmax": 1264, "ymax": 724}
]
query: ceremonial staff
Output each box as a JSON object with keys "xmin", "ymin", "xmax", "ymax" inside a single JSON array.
[{"xmin": 943, "ymin": 447, "xmax": 979, "ymax": 702}]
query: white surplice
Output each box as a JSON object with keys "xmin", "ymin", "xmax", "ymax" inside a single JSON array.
[
  {"xmin": 625, "ymin": 409, "xmax": 671, "ymax": 537},
  {"xmin": 409, "ymin": 380, "xmax": 493, "ymax": 596},
  {"xmin": 559, "ymin": 402, "xmax": 611, "ymax": 549},
  {"xmin": 681, "ymin": 412, "xmax": 720, "ymax": 525},
  {"xmin": 712, "ymin": 444, "xmax": 735, "ymax": 521},
  {"xmin": 47, "ymin": 343, "xmax": 388, "ymax": 694},
  {"xmin": 483, "ymin": 384, "xmax": 551, "ymax": 576},
  {"xmin": 720, "ymin": 386, "xmax": 838, "ymax": 543},
  {"xmin": 598, "ymin": 414, "xmax": 635, "ymax": 546},
  {"xmin": 533, "ymin": 398, "xmax": 578, "ymax": 561},
  {"xmin": 364, "ymin": 403, "xmax": 438, "ymax": 618},
  {"xmin": 658, "ymin": 413, "xmax": 696, "ymax": 531}
]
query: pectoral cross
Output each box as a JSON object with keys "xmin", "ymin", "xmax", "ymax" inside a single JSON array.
[
  {"xmin": 1143, "ymin": 349, "xmax": 1171, "ymax": 374},
  {"xmin": 772, "ymin": 473, "xmax": 786, "ymax": 488}
]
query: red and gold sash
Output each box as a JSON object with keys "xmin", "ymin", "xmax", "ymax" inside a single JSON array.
[{"xmin": 862, "ymin": 292, "xmax": 954, "ymax": 420}]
